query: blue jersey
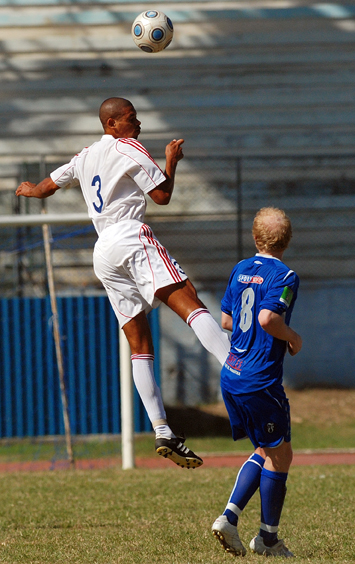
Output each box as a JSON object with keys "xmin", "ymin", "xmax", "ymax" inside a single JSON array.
[{"xmin": 221, "ymin": 253, "xmax": 299, "ymax": 394}]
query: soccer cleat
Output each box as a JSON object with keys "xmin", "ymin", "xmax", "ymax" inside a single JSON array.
[
  {"xmin": 249, "ymin": 535, "xmax": 294, "ymax": 557},
  {"xmin": 212, "ymin": 515, "xmax": 247, "ymax": 556},
  {"xmin": 155, "ymin": 435, "xmax": 203, "ymax": 469}
]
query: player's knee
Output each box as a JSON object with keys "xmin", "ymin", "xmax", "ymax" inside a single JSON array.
[
  {"xmin": 123, "ymin": 312, "xmax": 154, "ymax": 354},
  {"xmin": 184, "ymin": 279, "xmax": 205, "ymax": 304},
  {"xmin": 282, "ymin": 444, "xmax": 293, "ymax": 471},
  {"xmin": 265, "ymin": 440, "xmax": 293, "ymax": 472},
  {"xmin": 287, "ymin": 445, "xmax": 293, "ymax": 465}
]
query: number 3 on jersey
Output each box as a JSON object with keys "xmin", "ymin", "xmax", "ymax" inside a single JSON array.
[
  {"xmin": 92, "ymin": 175, "xmax": 103, "ymax": 213},
  {"xmin": 239, "ymin": 287, "xmax": 255, "ymax": 332}
]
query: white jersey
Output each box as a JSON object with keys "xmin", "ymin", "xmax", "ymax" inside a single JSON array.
[{"xmin": 50, "ymin": 135, "xmax": 166, "ymax": 235}]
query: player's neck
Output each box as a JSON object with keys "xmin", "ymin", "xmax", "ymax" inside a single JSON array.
[{"xmin": 256, "ymin": 250, "xmax": 284, "ymax": 261}]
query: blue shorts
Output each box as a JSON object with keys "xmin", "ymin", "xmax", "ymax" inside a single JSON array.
[{"xmin": 222, "ymin": 385, "xmax": 291, "ymax": 449}]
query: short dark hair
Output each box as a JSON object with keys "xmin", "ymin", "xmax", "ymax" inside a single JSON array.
[{"xmin": 99, "ymin": 97, "xmax": 133, "ymax": 128}]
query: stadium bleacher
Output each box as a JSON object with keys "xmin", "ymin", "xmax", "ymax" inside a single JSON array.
[
  {"xmin": 1, "ymin": 1, "xmax": 355, "ymax": 392},
  {"xmin": 1, "ymin": 0, "xmax": 355, "ymax": 172}
]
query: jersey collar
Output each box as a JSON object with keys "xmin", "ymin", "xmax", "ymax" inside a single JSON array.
[{"xmin": 255, "ymin": 253, "xmax": 281, "ymax": 262}]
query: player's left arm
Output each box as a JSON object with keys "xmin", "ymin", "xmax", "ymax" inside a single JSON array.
[
  {"xmin": 259, "ymin": 269, "xmax": 302, "ymax": 356},
  {"xmin": 258, "ymin": 309, "xmax": 302, "ymax": 356},
  {"xmin": 148, "ymin": 139, "xmax": 184, "ymax": 205},
  {"xmin": 16, "ymin": 177, "xmax": 61, "ymax": 199}
]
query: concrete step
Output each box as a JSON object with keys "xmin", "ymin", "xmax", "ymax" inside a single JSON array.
[{"xmin": 1, "ymin": 1, "xmax": 354, "ymax": 161}]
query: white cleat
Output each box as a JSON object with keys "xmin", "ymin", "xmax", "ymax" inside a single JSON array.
[
  {"xmin": 212, "ymin": 515, "xmax": 247, "ymax": 556},
  {"xmin": 250, "ymin": 535, "xmax": 295, "ymax": 557}
]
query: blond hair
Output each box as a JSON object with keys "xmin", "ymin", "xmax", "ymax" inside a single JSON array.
[{"xmin": 252, "ymin": 207, "xmax": 292, "ymax": 253}]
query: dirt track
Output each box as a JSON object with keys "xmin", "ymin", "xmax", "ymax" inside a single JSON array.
[
  {"xmin": 136, "ymin": 451, "xmax": 355, "ymax": 469},
  {"xmin": 1, "ymin": 450, "xmax": 355, "ymax": 472}
]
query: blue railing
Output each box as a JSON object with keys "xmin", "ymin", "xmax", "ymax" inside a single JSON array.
[{"xmin": 0, "ymin": 296, "xmax": 159, "ymax": 437}]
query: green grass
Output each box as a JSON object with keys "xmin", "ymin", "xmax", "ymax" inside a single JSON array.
[
  {"xmin": 0, "ymin": 465, "xmax": 354, "ymax": 563},
  {"xmin": 188, "ymin": 421, "xmax": 355, "ymax": 454},
  {"xmin": 292, "ymin": 421, "xmax": 355, "ymax": 450},
  {"xmin": 1, "ymin": 419, "xmax": 355, "ymax": 465},
  {"xmin": 179, "ymin": 425, "xmax": 355, "ymax": 457},
  {"xmin": 0, "ymin": 436, "xmax": 122, "ymax": 464}
]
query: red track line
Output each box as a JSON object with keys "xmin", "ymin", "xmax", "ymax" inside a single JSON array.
[{"xmin": 1, "ymin": 451, "xmax": 355, "ymax": 472}]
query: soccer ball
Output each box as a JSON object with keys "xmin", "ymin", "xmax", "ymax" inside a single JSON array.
[{"xmin": 131, "ymin": 11, "xmax": 174, "ymax": 53}]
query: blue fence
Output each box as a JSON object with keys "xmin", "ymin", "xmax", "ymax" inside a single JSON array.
[{"xmin": 0, "ymin": 296, "xmax": 160, "ymax": 438}]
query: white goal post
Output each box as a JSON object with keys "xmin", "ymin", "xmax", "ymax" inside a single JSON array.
[
  {"xmin": 0, "ymin": 213, "xmax": 90, "ymax": 226},
  {"xmin": 0, "ymin": 213, "xmax": 134, "ymax": 469}
]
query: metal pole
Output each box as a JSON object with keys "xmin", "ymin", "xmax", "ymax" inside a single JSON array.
[
  {"xmin": 42, "ymin": 215, "xmax": 75, "ymax": 468},
  {"xmin": 119, "ymin": 329, "xmax": 135, "ymax": 469},
  {"xmin": 15, "ymin": 164, "xmax": 25, "ymax": 298},
  {"xmin": 236, "ymin": 157, "xmax": 243, "ymax": 263}
]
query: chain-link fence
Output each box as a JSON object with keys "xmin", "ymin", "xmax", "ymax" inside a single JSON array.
[
  {"xmin": 1, "ymin": 153, "xmax": 355, "ymax": 403},
  {"xmin": 1, "ymin": 153, "xmax": 355, "ymax": 298}
]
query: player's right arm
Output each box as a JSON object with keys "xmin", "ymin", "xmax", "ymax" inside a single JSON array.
[
  {"xmin": 258, "ymin": 309, "xmax": 302, "ymax": 356},
  {"xmin": 221, "ymin": 311, "xmax": 233, "ymax": 332},
  {"xmin": 148, "ymin": 139, "xmax": 184, "ymax": 205},
  {"xmin": 16, "ymin": 177, "xmax": 61, "ymax": 199}
]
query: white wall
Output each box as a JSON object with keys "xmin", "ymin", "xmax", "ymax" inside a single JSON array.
[
  {"xmin": 159, "ymin": 281, "xmax": 355, "ymax": 407},
  {"xmin": 283, "ymin": 279, "xmax": 355, "ymax": 388}
]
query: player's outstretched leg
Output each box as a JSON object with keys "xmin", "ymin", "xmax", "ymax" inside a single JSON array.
[
  {"xmin": 186, "ymin": 308, "xmax": 230, "ymax": 366},
  {"xmin": 155, "ymin": 435, "xmax": 203, "ymax": 469},
  {"xmin": 155, "ymin": 281, "xmax": 230, "ymax": 366},
  {"xmin": 211, "ymin": 515, "xmax": 246, "ymax": 556}
]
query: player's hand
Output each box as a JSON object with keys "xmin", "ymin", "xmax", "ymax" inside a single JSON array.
[
  {"xmin": 16, "ymin": 182, "xmax": 37, "ymax": 197},
  {"xmin": 16, "ymin": 178, "xmax": 59, "ymax": 199},
  {"xmin": 287, "ymin": 332, "xmax": 302, "ymax": 356},
  {"xmin": 165, "ymin": 139, "xmax": 184, "ymax": 163}
]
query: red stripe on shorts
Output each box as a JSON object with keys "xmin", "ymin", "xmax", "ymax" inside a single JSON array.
[{"xmin": 140, "ymin": 224, "xmax": 182, "ymax": 284}]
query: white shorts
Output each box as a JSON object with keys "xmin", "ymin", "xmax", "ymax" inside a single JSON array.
[{"xmin": 93, "ymin": 219, "xmax": 187, "ymax": 327}]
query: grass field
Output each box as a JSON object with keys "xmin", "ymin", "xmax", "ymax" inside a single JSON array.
[
  {"xmin": 0, "ymin": 389, "xmax": 355, "ymax": 563},
  {"xmin": 0, "ymin": 465, "xmax": 354, "ymax": 563}
]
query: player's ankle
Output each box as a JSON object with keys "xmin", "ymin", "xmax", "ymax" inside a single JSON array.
[{"xmin": 154, "ymin": 424, "xmax": 175, "ymax": 439}]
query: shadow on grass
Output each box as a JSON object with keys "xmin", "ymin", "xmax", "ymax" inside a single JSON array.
[{"xmin": 165, "ymin": 406, "xmax": 231, "ymax": 437}]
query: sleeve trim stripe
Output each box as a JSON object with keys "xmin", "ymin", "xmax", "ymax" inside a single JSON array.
[
  {"xmin": 283, "ymin": 269, "xmax": 294, "ymax": 281},
  {"xmin": 117, "ymin": 138, "xmax": 165, "ymax": 174}
]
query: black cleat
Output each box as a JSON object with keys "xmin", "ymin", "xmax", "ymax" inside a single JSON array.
[{"xmin": 155, "ymin": 435, "xmax": 203, "ymax": 469}]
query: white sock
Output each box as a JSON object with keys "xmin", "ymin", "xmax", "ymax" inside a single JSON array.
[
  {"xmin": 186, "ymin": 308, "xmax": 230, "ymax": 366},
  {"xmin": 131, "ymin": 354, "xmax": 174, "ymax": 437},
  {"xmin": 154, "ymin": 424, "xmax": 175, "ymax": 439}
]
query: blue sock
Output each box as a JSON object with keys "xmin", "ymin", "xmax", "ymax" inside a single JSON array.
[
  {"xmin": 224, "ymin": 453, "xmax": 265, "ymax": 526},
  {"xmin": 259, "ymin": 468, "xmax": 288, "ymax": 546}
]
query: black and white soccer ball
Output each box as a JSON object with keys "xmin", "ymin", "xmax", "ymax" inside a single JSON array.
[{"xmin": 131, "ymin": 11, "xmax": 174, "ymax": 53}]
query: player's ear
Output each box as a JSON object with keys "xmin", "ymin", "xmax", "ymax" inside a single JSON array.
[{"xmin": 106, "ymin": 117, "xmax": 116, "ymax": 129}]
